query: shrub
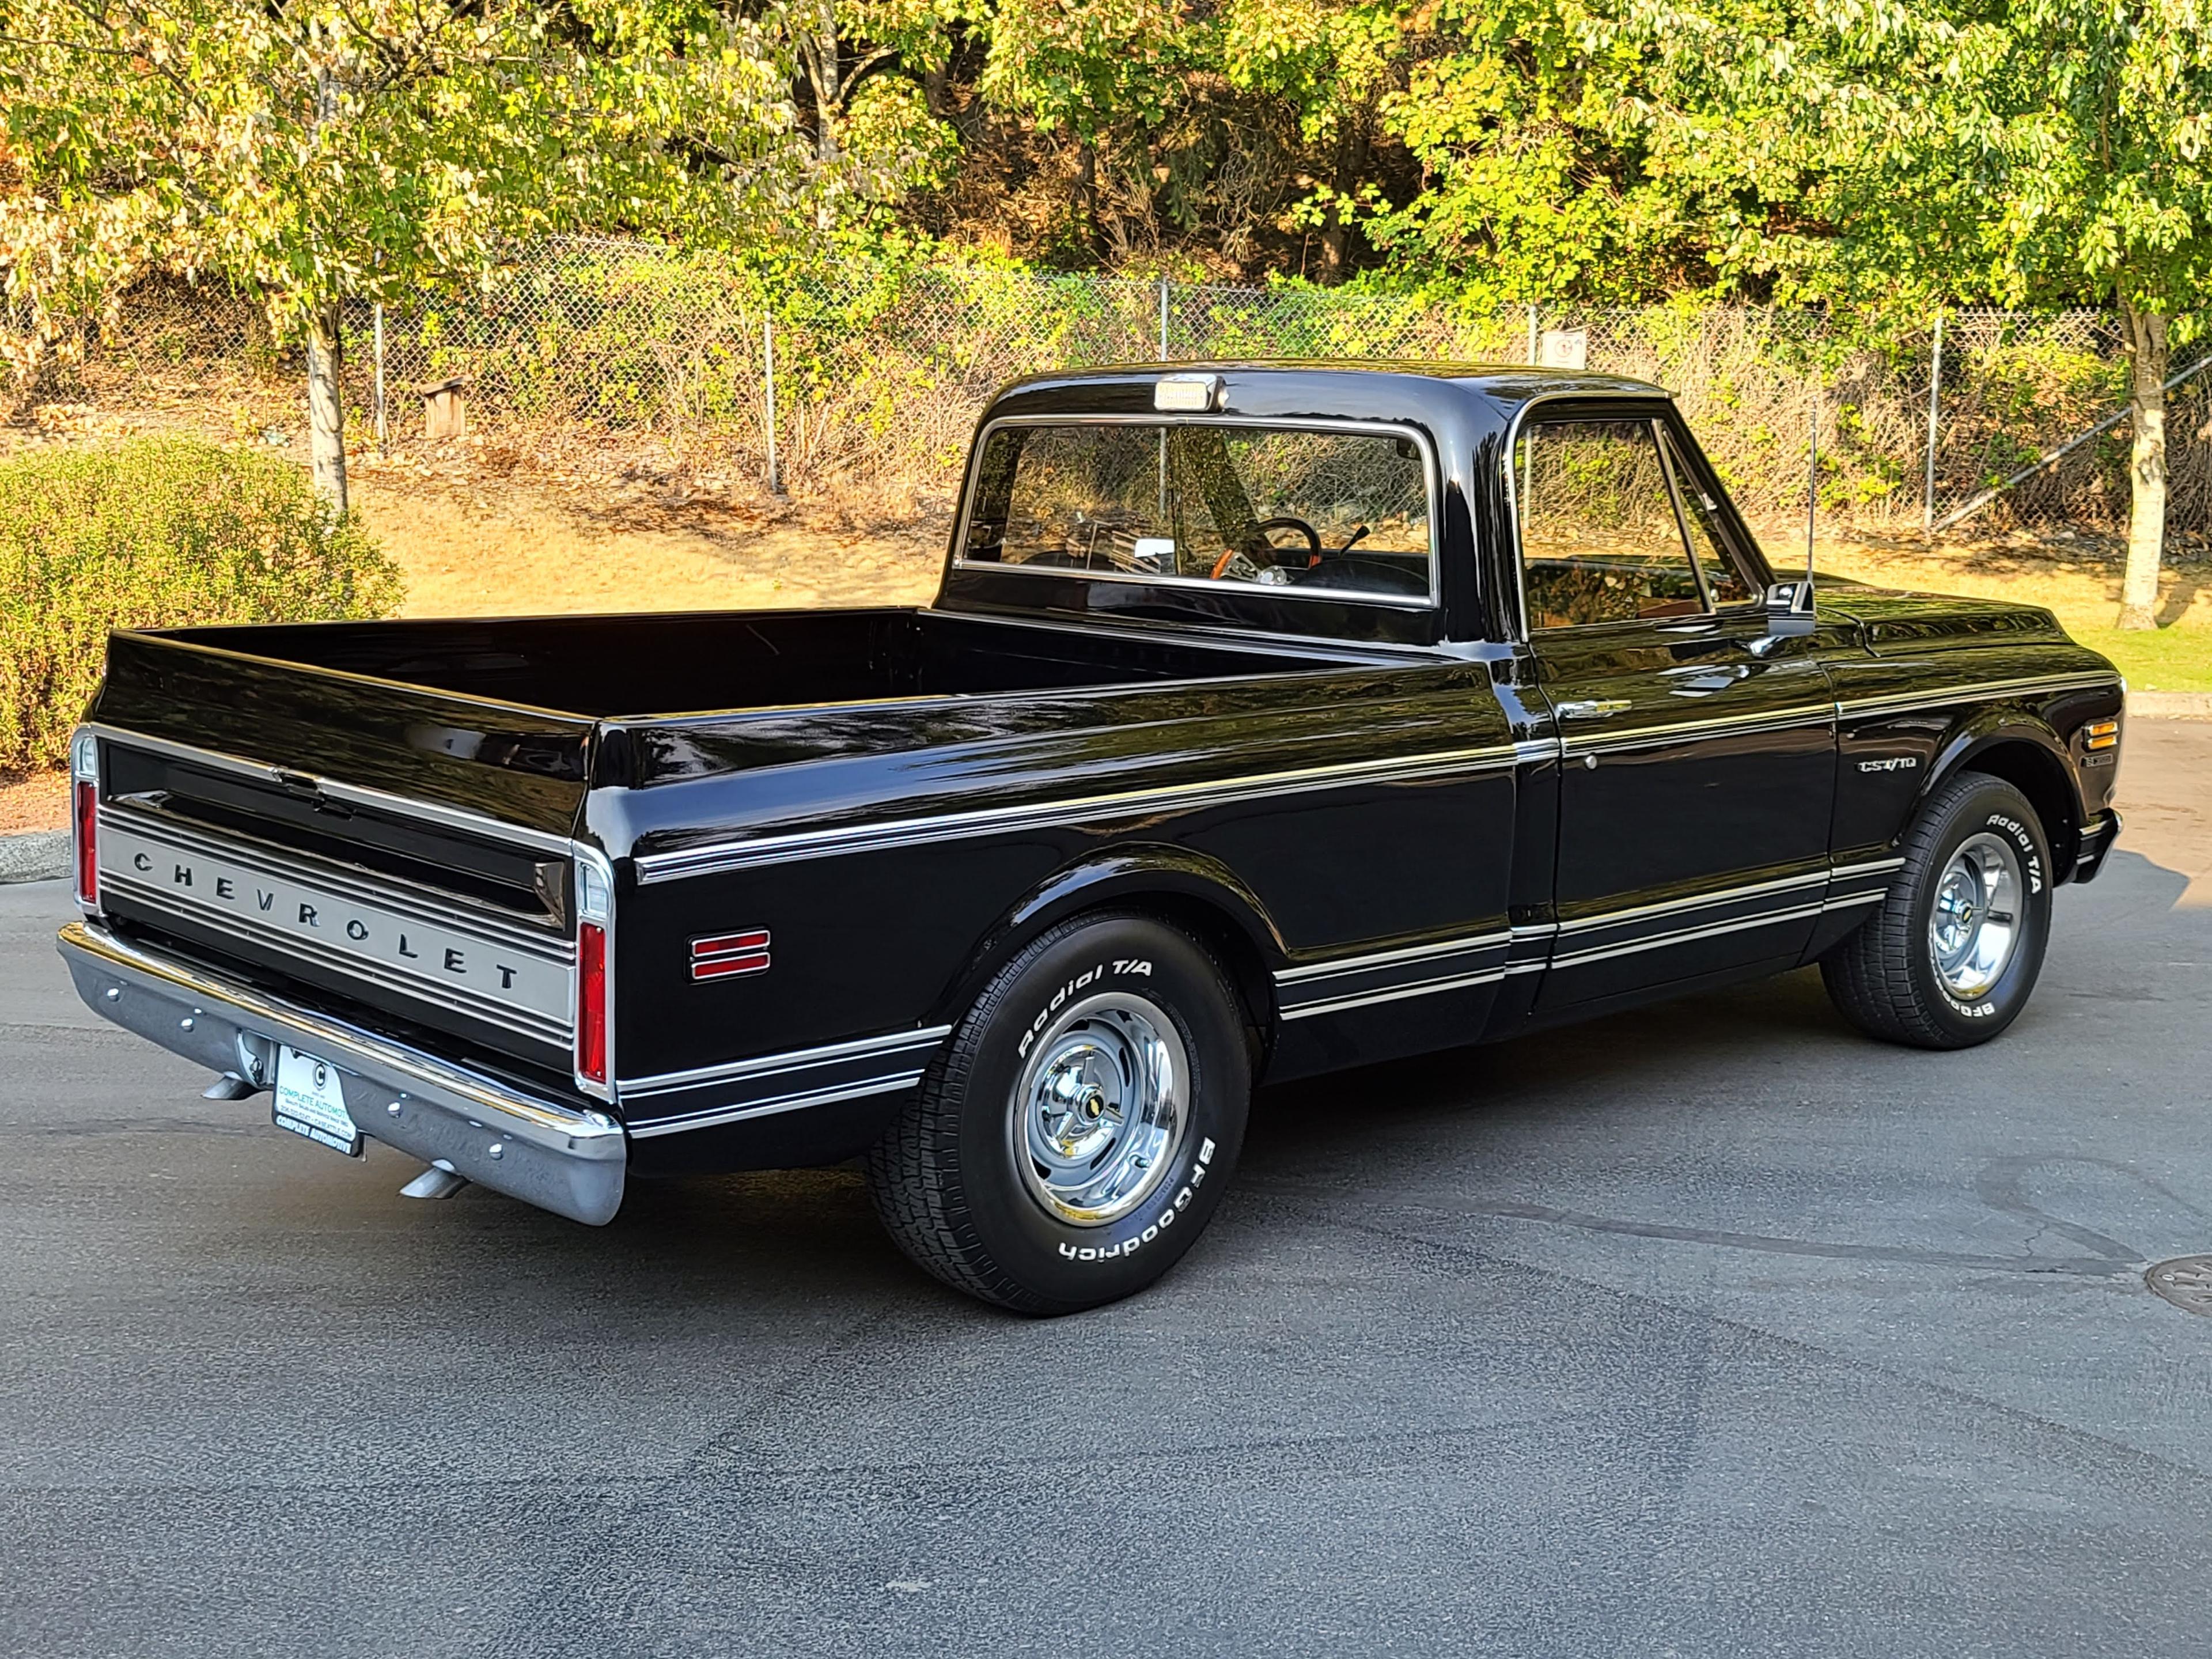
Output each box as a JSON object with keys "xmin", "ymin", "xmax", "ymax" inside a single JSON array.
[{"xmin": 0, "ymin": 437, "xmax": 403, "ymax": 772}]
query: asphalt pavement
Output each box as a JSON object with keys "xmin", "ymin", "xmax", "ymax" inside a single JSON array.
[{"xmin": 4, "ymin": 725, "xmax": 2211, "ymax": 1659}]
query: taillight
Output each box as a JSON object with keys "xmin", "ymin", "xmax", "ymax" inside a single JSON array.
[
  {"xmin": 70, "ymin": 729, "xmax": 99, "ymax": 909},
  {"xmin": 577, "ymin": 921, "xmax": 607, "ymax": 1085},
  {"xmin": 74, "ymin": 781, "xmax": 98, "ymax": 906}
]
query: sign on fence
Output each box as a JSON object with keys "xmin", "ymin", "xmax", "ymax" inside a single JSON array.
[{"xmin": 1537, "ymin": 329, "xmax": 1589, "ymax": 370}]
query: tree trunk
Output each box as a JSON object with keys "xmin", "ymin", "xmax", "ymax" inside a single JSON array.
[
  {"xmin": 1316, "ymin": 119, "xmax": 1373, "ymax": 286},
  {"xmin": 2118, "ymin": 301, "xmax": 2168, "ymax": 631},
  {"xmin": 305, "ymin": 300, "xmax": 349, "ymax": 515},
  {"xmin": 796, "ymin": 2, "xmax": 842, "ymax": 233},
  {"xmin": 1317, "ymin": 207, "xmax": 1350, "ymax": 285},
  {"xmin": 1075, "ymin": 143, "xmax": 1099, "ymax": 259}
]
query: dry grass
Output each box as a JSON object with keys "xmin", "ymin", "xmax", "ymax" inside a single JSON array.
[
  {"xmin": 354, "ymin": 466, "xmax": 945, "ymax": 618},
  {"xmin": 1763, "ymin": 523, "xmax": 2212, "ymax": 637},
  {"xmin": 0, "ymin": 770, "xmax": 67, "ymax": 834}
]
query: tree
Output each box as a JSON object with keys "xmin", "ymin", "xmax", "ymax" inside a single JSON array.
[
  {"xmin": 1342, "ymin": 0, "xmax": 1854, "ymax": 305},
  {"xmin": 0, "ymin": 0, "xmax": 812, "ymax": 512},
  {"xmin": 1218, "ymin": 0, "xmax": 1416, "ymax": 283},
  {"xmin": 975, "ymin": 0, "xmax": 1194, "ymax": 259},
  {"xmin": 1967, "ymin": 0, "xmax": 2212, "ymax": 628},
  {"xmin": 1793, "ymin": 0, "xmax": 2212, "ymax": 627},
  {"xmin": 783, "ymin": 0, "xmax": 959, "ymax": 231}
]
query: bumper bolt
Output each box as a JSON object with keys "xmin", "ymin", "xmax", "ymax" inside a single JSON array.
[
  {"xmin": 487, "ymin": 1142, "xmax": 505, "ymax": 1161},
  {"xmin": 104, "ymin": 986, "xmax": 120, "ymax": 1001},
  {"xmin": 179, "ymin": 1017, "xmax": 194, "ymax": 1032},
  {"xmin": 385, "ymin": 1101, "xmax": 403, "ymax": 1119}
]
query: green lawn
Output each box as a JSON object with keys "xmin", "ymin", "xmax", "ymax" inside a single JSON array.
[{"xmin": 2067, "ymin": 623, "xmax": 2212, "ymax": 692}]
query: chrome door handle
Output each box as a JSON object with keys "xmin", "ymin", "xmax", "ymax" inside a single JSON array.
[{"xmin": 1555, "ymin": 698, "xmax": 1631, "ymax": 721}]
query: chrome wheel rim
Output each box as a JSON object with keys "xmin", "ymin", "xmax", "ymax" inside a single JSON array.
[
  {"xmin": 1928, "ymin": 831, "xmax": 2024, "ymax": 1000},
  {"xmin": 1012, "ymin": 991, "xmax": 1188, "ymax": 1227}
]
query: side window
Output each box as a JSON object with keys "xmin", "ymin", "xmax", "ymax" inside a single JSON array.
[
  {"xmin": 964, "ymin": 422, "xmax": 1433, "ymax": 600},
  {"xmin": 1658, "ymin": 427, "xmax": 1755, "ymax": 608},
  {"xmin": 1513, "ymin": 417, "xmax": 1706, "ymax": 630}
]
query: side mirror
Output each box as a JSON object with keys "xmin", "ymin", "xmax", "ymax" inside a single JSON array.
[{"xmin": 1765, "ymin": 579, "xmax": 1816, "ymax": 638}]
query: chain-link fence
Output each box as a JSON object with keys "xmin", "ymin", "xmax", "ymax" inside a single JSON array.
[{"xmin": 31, "ymin": 240, "xmax": 2210, "ymax": 533}]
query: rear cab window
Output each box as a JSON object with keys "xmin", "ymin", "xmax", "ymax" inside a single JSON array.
[{"xmin": 962, "ymin": 421, "xmax": 1437, "ymax": 604}]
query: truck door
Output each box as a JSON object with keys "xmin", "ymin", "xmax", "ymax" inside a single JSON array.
[{"xmin": 1512, "ymin": 407, "xmax": 1836, "ymax": 1007}]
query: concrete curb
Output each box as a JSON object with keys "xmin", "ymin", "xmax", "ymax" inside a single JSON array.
[
  {"xmin": 2129, "ymin": 691, "xmax": 2212, "ymax": 720},
  {"xmin": 0, "ymin": 830, "xmax": 70, "ymax": 884}
]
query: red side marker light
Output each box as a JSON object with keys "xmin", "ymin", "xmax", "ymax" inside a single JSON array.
[
  {"xmin": 692, "ymin": 929, "xmax": 770, "ymax": 980},
  {"xmin": 577, "ymin": 921, "xmax": 608, "ymax": 1084}
]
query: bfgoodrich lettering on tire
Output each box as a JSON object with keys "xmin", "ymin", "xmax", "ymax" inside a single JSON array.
[
  {"xmin": 865, "ymin": 912, "xmax": 1252, "ymax": 1314},
  {"xmin": 1821, "ymin": 771, "xmax": 2054, "ymax": 1050}
]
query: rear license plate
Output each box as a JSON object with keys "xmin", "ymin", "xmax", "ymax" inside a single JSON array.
[{"xmin": 272, "ymin": 1046, "xmax": 364, "ymax": 1157}]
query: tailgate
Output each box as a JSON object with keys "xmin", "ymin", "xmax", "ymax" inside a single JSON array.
[{"xmin": 84, "ymin": 630, "xmax": 599, "ymax": 1077}]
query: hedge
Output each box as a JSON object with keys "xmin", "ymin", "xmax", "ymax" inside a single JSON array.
[{"xmin": 0, "ymin": 438, "xmax": 403, "ymax": 772}]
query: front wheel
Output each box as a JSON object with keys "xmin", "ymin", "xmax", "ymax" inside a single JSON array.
[
  {"xmin": 866, "ymin": 912, "xmax": 1252, "ymax": 1314},
  {"xmin": 1820, "ymin": 771, "xmax": 2054, "ymax": 1049}
]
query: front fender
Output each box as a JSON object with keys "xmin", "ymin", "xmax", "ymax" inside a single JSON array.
[{"xmin": 1920, "ymin": 710, "xmax": 2088, "ymax": 870}]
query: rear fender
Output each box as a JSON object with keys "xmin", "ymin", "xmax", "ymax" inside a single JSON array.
[{"xmin": 933, "ymin": 844, "xmax": 1288, "ymax": 1042}]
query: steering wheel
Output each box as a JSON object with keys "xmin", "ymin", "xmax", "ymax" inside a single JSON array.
[{"xmin": 1210, "ymin": 516, "xmax": 1323, "ymax": 581}]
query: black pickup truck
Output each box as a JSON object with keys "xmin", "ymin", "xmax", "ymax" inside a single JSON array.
[{"xmin": 60, "ymin": 363, "xmax": 2125, "ymax": 1312}]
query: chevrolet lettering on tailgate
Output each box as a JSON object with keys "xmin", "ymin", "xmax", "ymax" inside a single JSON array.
[{"xmin": 97, "ymin": 808, "xmax": 573, "ymax": 1046}]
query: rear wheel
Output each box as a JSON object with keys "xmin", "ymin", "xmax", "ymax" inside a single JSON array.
[
  {"xmin": 866, "ymin": 912, "xmax": 1251, "ymax": 1314},
  {"xmin": 1821, "ymin": 771, "xmax": 2054, "ymax": 1048}
]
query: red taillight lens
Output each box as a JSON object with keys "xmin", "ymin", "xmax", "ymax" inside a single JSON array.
[
  {"xmin": 74, "ymin": 779, "xmax": 98, "ymax": 907},
  {"xmin": 577, "ymin": 921, "xmax": 607, "ymax": 1085}
]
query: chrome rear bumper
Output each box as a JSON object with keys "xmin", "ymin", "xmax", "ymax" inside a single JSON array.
[{"xmin": 58, "ymin": 921, "xmax": 626, "ymax": 1225}]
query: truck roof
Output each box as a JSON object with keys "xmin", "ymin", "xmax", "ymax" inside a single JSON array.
[{"xmin": 995, "ymin": 360, "xmax": 1670, "ymax": 413}]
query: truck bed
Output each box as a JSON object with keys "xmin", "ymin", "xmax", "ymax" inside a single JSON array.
[
  {"xmin": 149, "ymin": 607, "xmax": 1325, "ymax": 718},
  {"xmin": 82, "ymin": 607, "xmax": 1354, "ymax": 1088}
]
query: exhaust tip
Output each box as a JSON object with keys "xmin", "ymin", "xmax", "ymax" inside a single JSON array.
[{"xmin": 400, "ymin": 1163, "xmax": 470, "ymax": 1201}]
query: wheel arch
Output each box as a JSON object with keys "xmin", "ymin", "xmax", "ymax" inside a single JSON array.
[
  {"xmin": 1922, "ymin": 716, "xmax": 2084, "ymax": 875},
  {"xmin": 930, "ymin": 844, "xmax": 1286, "ymax": 1052}
]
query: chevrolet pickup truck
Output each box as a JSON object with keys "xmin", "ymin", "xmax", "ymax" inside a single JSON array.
[{"xmin": 60, "ymin": 363, "xmax": 2125, "ymax": 1313}]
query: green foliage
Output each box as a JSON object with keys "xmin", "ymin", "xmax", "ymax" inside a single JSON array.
[
  {"xmin": 0, "ymin": 0, "xmax": 814, "ymax": 364},
  {"xmin": 0, "ymin": 440, "xmax": 402, "ymax": 771},
  {"xmin": 1786, "ymin": 0, "xmax": 2212, "ymax": 331}
]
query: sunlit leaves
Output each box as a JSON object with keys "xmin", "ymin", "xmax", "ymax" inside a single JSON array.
[{"xmin": 0, "ymin": 0, "xmax": 815, "ymax": 363}]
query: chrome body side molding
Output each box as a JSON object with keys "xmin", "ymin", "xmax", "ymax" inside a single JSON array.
[{"xmin": 635, "ymin": 740, "xmax": 1555, "ymax": 884}]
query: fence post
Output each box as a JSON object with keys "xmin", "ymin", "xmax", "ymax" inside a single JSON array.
[
  {"xmin": 1526, "ymin": 304, "xmax": 1539, "ymax": 365},
  {"xmin": 764, "ymin": 312, "xmax": 783, "ymax": 495},
  {"xmin": 1158, "ymin": 276, "xmax": 1170, "ymax": 360},
  {"xmin": 1922, "ymin": 308, "xmax": 1944, "ymax": 538},
  {"xmin": 1806, "ymin": 375, "xmax": 1820, "ymax": 569},
  {"xmin": 372, "ymin": 304, "xmax": 387, "ymax": 449}
]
